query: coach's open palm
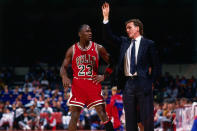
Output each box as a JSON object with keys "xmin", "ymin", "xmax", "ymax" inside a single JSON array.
[{"xmin": 102, "ymin": 2, "xmax": 110, "ymax": 21}]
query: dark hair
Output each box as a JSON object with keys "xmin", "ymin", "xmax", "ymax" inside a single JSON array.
[
  {"xmin": 78, "ymin": 24, "xmax": 89, "ymax": 32},
  {"xmin": 125, "ymin": 19, "xmax": 143, "ymax": 35}
]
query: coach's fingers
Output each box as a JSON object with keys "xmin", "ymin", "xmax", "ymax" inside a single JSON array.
[
  {"xmin": 92, "ymin": 75, "xmax": 98, "ymax": 83},
  {"xmin": 92, "ymin": 75, "xmax": 101, "ymax": 84},
  {"xmin": 95, "ymin": 79, "xmax": 102, "ymax": 84},
  {"xmin": 93, "ymin": 75, "xmax": 104, "ymax": 84}
]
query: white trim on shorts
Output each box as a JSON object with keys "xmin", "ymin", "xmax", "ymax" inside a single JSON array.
[
  {"xmin": 68, "ymin": 104, "xmax": 84, "ymax": 109},
  {"xmin": 67, "ymin": 90, "xmax": 72, "ymax": 106},
  {"xmin": 87, "ymin": 99, "xmax": 105, "ymax": 109},
  {"xmin": 70, "ymin": 101, "xmax": 85, "ymax": 106},
  {"xmin": 73, "ymin": 77, "xmax": 93, "ymax": 80},
  {"xmin": 88, "ymin": 102, "xmax": 105, "ymax": 109},
  {"xmin": 67, "ymin": 88, "xmax": 85, "ymax": 108},
  {"xmin": 87, "ymin": 99, "xmax": 104, "ymax": 108}
]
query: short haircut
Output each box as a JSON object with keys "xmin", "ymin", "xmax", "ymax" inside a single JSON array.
[
  {"xmin": 78, "ymin": 24, "xmax": 89, "ymax": 32},
  {"xmin": 111, "ymin": 86, "xmax": 117, "ymax": 91},
  {"xmin": 125, "ymin": 19, "xmax": 144, "ymax": 35}
]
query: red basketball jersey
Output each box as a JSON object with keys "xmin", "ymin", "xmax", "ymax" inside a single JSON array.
[{"xmin": 72, "ymin": 41, "xmax": 99, "ymax": 79}]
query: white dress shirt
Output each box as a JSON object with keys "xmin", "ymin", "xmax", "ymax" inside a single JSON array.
[
  {"xmin": 124, "ymin": 35, "xmax": 142, "ymax": 76},
  {"xmin": 103, "ymin": 20, "xmax": 142, "ymax": 76}
]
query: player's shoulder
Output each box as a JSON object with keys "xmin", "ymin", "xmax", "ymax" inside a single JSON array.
[
  {"xmin": 66, "ymin": 42, "xmax": 78, "ymax": 55},
  {"xmin": 92, "ymin": 41, "xmax": 103, "ymax": 49}
]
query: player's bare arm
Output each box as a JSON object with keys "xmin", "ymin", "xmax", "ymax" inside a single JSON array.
[
  {"xmin": 60, "ymin": 46, "xmax": 73, "ymax": 89},
  {"xmin": 92, "ymin": 44, "xmax": 113, "ymax": 84}
]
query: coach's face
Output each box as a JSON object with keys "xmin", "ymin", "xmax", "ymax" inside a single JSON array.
[
  {"xmin": 79, "ymin": 25, "xmax": 92, "ymax": 41},
  {"xmin": 126, "ymin": 22, "xmax": 139, "ymax": 39}
]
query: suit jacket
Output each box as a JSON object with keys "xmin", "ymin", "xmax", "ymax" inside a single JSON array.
[{"xmin": 103, "ymin": 22, "xmax": 161, "ymax": 90}]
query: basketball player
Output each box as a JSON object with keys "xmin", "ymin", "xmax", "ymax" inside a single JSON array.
[{"xmin": 60, "ymin": 24, "xmax": 114, "ymax": 131}]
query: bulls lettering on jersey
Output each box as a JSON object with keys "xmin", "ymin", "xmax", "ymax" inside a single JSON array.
[{"xmin": 72, "ymin": 41, "xmax": 99, "ymax": 79}]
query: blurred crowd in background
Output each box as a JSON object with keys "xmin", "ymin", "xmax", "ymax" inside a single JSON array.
[{"xmin": 0, "ymin": 65, "xmax": 197, "ymax": 130}]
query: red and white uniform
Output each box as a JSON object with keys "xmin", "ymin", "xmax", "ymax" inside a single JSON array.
[{"xmin": 68, "ymin": 41, "xmax": 105, "ymax": 109}]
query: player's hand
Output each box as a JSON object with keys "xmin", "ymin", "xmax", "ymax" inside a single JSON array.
[
  {"xmin": 102, "ymin": 2, "xmax": 110, "ymax": 21},
  {"xmin": 62, "ymin": 76, "xmax": 71, "ymax": 89},
  {"xmin": 92, "ymin": 75, "xmax": 105, "ymax": 84}
]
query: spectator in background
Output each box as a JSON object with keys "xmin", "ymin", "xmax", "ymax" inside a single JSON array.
[
  {"xmin": 40, "ymin": 76, "xmax": 49, "ymax": 89},
  {"xmin": 51, "ymin": 101, "xmax": 57, "ymax": 112},
  {"xmin": 4, "ymin": 101, "xmax": 12, "ymax": 110},
  {"xmin": 0, "ymin": 107, "xmax": 14, "ymax": 130},
  {"xmin": 191, "ymin": 116, "xmax": 197, "ymax": 131},
  {"xmin": 103, "ymin": 86, "xmax": 110, "ymax": 104},
  {"xmin": 0, "ymin": 101, "xmax": 4, "ymax": 118},
  {"xmin": 12, "ymin": 86, "xmax": 20, "ymax": 101},
  {"xmin": 179, "ymin": 97, "xmax": 188, "ymax": 107},
  {"xmin": 37, "ymin": 96, "xmax": 45, "ymax": 109},
  {"xmin": 154, "ymin": 102, "xmax": 163, "ymax": 128},
  {"xmin": 162, "ymin": 99, "xmax": 176, "ymax": 130},
  {"xmin": 18, "ymin": 110, "xmax": 32, "ymax": 130},
  {"xmin": 0, "ymin": 79, "xmax": 5, "ymax": 89},
  {"xmin": 106, "ymin": 86, "xmax": 123, "ymax": 130},
  {"xmin": 180, "ymin": 76, "xmax": 187, "ymax": 87},
  {"xmin": 175, "ymin": 99, "xmax": 180, "ymax": 108},
  {"xmin": 62, "ymin": 107, "xmax": 71, "ymax": 129},
  {"xmin": 41, "ymin": 112, "xmax": 56, "ymax": 130},
  {"xmin": 171, "ymin": 86, "xmax": 178, "ymax": 98},
  {"xmin": 12, "ymin": 101, "xmax": 24, "ymax": 129},
  {"xmin": 57, "ymin": 96, "xmax": 64, "ymax": 106},
  {"xmin": 23, "ymin": 79, "xmax": 33, "ymax": 89},
  {"xmin": 32, "ymin": 77, "xmax": 40, "ymax": 87},
  {"xmin": 26, "ymin": 104, "xmax": 40, "ymax": 129},
  {"xmin": 56, "ymin": 101, "xmax": 66, "ymax": 115},
  {"xmin": 1, "ymin": 85, "xmax": 11, "ymax": 102},
  {"xmin": 40, "ymin": 102, "xmax": 53, "ymax": 114}
]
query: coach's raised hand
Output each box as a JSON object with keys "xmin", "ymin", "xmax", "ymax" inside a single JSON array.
[{"xmin": 102, "ymin": 2, "xmax": 110, "ymax": 21}]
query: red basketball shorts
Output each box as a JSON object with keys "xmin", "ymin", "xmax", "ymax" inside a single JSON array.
[{"xmin": 67, "ymin": 78, "xmax": 105, "ymax": 109}]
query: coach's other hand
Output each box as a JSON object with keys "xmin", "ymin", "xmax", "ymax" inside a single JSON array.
[{"xmin": 92, "ymin": 75, "xmax": 105, "ymax": 84}]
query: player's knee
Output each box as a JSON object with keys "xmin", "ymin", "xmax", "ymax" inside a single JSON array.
[
  {"xmin": 71, "ymin": 111, "xmax": 80, "ymax": 118},
  {"xmin": 70, "ymin": 111, "xmax": 81, "ymax": 122}
]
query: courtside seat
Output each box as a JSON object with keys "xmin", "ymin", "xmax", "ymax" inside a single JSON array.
[{"xmin": 52, "ymin": 112, "xmax": 62, "ymax": 124}]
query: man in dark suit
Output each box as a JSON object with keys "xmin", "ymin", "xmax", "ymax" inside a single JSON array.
[{"xmin": 102, "ymin": 2, "xmax": 161, "ymax": 131}]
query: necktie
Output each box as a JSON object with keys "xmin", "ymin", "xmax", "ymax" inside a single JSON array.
[{"xmin": 130, "ymin": 39, "xmax": 136, "ymax": 75}]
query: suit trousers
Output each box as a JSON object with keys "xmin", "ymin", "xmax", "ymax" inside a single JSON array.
[{"xmin": 123, "ymin": 77, "xmax": 154, "ymax": 131}]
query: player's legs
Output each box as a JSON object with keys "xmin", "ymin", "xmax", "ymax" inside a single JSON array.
[
  {"xmin": 68, "ymin": 106, "xmax": 82, "ymax": 131},
  {"xmin": 94, "ymin": 104, "xmax": 114, "ymax": 131},
  {"xmin": 95, "ymin": 104, "xmax": 108, "ymax": 122}
]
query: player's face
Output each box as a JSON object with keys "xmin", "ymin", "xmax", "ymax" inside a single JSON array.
[
  {"xmin": 126, "ymin": 22, "xmax": 139, "ymax": 39},
  {"xmin": 80, "ymin": 26, "xmax": 92, "ymax": 41}
]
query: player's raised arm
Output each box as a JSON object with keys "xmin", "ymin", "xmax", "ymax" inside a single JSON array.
[{"xmin": 60, "ymin": 46, "xmax": 73, "ymax": 88}]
